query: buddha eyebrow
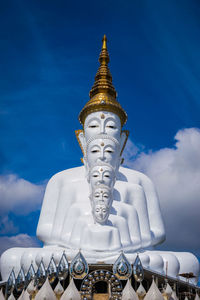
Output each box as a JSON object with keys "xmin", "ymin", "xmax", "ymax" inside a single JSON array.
[
  {"xmin": 104, "ymin": 117, "xmax": 117, "ymax": 122},
  {"xmin": 87, "ymin": 117, "xmax": 100, "ymax": 123}
]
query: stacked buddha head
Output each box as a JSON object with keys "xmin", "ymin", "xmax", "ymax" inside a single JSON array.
[
  {"xmin": 76, "ymin": 35, "xmax": 128, "ymax": 226},
  {"xmin": 90, "ymin": 184, "xmax": 112, "ymax": 224}
]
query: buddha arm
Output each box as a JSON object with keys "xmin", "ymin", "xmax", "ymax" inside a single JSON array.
[
  {"xmin": 36, "ymin": 174, "xmax": 61, "ymax": 244},
  {"xmin": 126, "ymin": 184, "xmax": 152, "ymax": 248},
  {"xmin": 139, "ymin": 173, "xmax": 166, "ymax": 245}
]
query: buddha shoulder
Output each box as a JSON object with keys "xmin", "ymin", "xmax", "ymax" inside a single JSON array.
[
  {"xmin": 119, "ymin": 166, "xmax": 153, "ymax": 185},
  {"xmin": 47, "ymin": 166, "xmax": 85, "ymax": 187}
]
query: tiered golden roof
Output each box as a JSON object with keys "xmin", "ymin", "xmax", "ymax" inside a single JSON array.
[{"xmin": 79, "ymin": 35, "xmax": 127, "ymax": 126}]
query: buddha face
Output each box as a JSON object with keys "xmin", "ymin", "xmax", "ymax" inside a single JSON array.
[
  {"xmin": 93, "ymin": 203, "xmax": 109, "ymax": 225},
  {"xmin": 84, "ymin": 111, "xmax": 121, "ymax": 141},
  {"xmin": 92, "ymin": 186, "xmax": 112, "ymax": 207},
  {"xmin": 86, "ymin": 137, "xmax": 120, "ymax": 168},
  {"xmin": 89, "ymin": 165, "xmax": 115, "ymax": 188}
]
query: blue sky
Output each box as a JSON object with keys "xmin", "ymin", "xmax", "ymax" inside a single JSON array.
[{"xmin": 0, "ymin": 0, "xmax": 200, "ymax": 272}]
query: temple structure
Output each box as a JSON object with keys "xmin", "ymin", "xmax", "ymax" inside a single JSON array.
[{"xmin": 0, "ymin": 36, "xmax": 199, "ymax": 300}]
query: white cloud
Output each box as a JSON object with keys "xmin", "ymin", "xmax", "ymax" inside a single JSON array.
[
  {"xmin": 0, "ymin": 216, "xmax": 18, "ymax": 235},
  {"xmin": 0, "ymin": 234, "xmax": 41, "ymax": 256},
  {"xmin": 124, "ymin": 128, "xmax": 200, "ymax": 252},
  {"xmin": 0, "ymin": 175, "xmax": 45, "ymax": 255},
  {"xmin": 123, "ymin": 138, "xmax": 144, "ymax": 161},
  {"xmin": 0, "ymin": 174, "xmax": 45, "ymax": 215}
]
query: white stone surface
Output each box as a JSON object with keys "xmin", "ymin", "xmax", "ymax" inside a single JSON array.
[
  {"xmin": 60, "ymin": 279, "xmax": 80, "ymax": 300},
  {"xmin": 34, "ymin": 278, "xmax": 56, "ymax": 300},
  {"xmin": 171, "ymin": 291, "xmax": 179, "ymax": 300},
  {"xmin": 0, "ymin": 289, "xmax": 5, "ymax": 300},
  {"xmin": 122, "ymin": 279, "xmax": 139, "ymax": 300},
  {"xmin": 136, "ymin": 283, "xmax": 146, "ymax": 297},
  {"xmin": 54, "ymin": 281, "xmax": 64, "ymax": 296},
  {"xmin": 163, "ymin": 283, "xmax": 173, "ymax": 297},
  {"xmin": 194, "ymin": 293, "xmax": 200, "ymax": 300},
  {"xmin": 144, "ymin": 279, "xmax": 164, "ymax": 300},
  {"xmin": 27, "ymin": 279, "xmax": 37, "ymax": 295},
  {"xmin": 18, "ymin": 290, "xmax": 30, "ymax": 300},
  {"xmin": 7, "ymin": 293, "xmax": 15, "ymax": 300}
]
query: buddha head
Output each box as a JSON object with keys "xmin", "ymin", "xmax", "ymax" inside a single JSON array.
[
  {"xmin": 90, "ymin": 184, "xmax": 113, "ymax": 207},
  {"xmin": 92, "ymin": 202, "xmax": 109, "ymax": 225},
  {"xmin": 85, "ymin": 134, "xmax": 120, "ymax": 171},
  {"xmin": 87, "ymin": 162, "xmax": 116, "ymax": 188},
  {"xmin": 84, "ymin": 111, "xmax": 121, "ymax": 141}
]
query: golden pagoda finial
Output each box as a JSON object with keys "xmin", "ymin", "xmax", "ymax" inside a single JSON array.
[
  {"xmin": 102, "ymin": 34, "xmax": 107, "ymax": 50},
  {"xmin": 79, "ymin": 35, "xmax": 127, "ymax": 126}
]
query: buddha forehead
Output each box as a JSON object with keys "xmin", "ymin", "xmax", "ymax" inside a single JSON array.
[
  {"xmin": 94, "ymin": 186, "xmax": 111, "ymax": 195},
  {"xmin": 85, "ymin": 111, "xmax": 120, "ymax": 123},
  {"xmin": 91, "ymin": 164, "xmax": 114, "ymax": 173},
  {"xmin": 95, "ymin": 203, "xmax": 108, "ymax": 210},
  {"xmin": 93, "ymin": 182, "xmax": 111, "ymax": 193},
  {"xmin": 87, "ymin": 136, "xmax": 120, "ymax": 149}
]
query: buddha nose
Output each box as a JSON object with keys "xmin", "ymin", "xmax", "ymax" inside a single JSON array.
[
  {"xmin": 99, "ymin": 148, "xmax": 106, "ymax": 161},
  {"xmin": 99, "ymin": 173, "xmax": 104, "ymax": 183},
  {"xmin": 100, "ymin": 122, "xmax": 105, "ymax": 134}
]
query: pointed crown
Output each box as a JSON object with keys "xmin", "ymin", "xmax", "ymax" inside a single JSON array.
[{"xmin": 79, "ymin": 35, "xmax": 127, "ymax": 126}]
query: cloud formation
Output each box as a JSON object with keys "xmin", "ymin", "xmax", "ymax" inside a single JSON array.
[
  {"xmin": 0, "ymin": 175, "xmax": 44, "ymax": 255},
  {"xmin": 124, "ymin": 128, "xmax": 200, "ymax": 253},
  {"xmin": 0, "ymin": 174, "xmax": 45, "ymax": 215},
  {"xmin": 0, "ymin": 216, "xmax": 18, "ymax": 235},
  {"xmin": 0, "ymin": 234, "xmax": 40, "ymax": 256}
]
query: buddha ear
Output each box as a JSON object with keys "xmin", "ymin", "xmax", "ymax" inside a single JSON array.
[
  {"xmin": 120, "ymin": 130, "xmax": 129, "ymax": 155},
  {"xmin": 75, "ymin": 130, "xmax": 86, "ymax": 156}
]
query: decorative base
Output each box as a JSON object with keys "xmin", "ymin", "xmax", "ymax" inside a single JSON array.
[{"xmin": 93, "ymin": 294, "xmax": 109, "ymax": 300}]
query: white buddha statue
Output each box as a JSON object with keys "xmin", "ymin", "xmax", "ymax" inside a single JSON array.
[{"xmin": 0, "ymin": 35, "xmax": 199, "ymax": 284}]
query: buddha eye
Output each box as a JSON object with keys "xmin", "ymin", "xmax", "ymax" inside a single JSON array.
[
  {"xmin": 89, "ymin": 125, "xmax": 99, "ymax": 128},
  {"xmin": 88, "ymin": 121, "xmax": 99, "ymax": 129},
  {"xmin": 106, "ymin": 121, "xmax": 117, "ymax": 129},
  {"xmin": 104, "ymin": 174, "xmax": 110, "ymax": 178},
  {"xmin": 103, "ymin": 194, "xmax": 108, "ymax": 198},
  {"xmin": 93, "ymin": 174, "xmax": 98, "ymax": 178},
  {"xmin": 105, "ymin": 149, "xmax": 113, "ymax": 153},
  {"xmin": 91, "ymin": 149, "xmax": 100, "ymax": 153}
]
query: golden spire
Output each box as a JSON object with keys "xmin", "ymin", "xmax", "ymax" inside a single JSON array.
[
  {"xmin": 79, "ymin": 35, "xmax": 127, "ymax": 126},
  {"xmin": 102, "ymin": 34, "xmax": 107, "ymax": 50}
]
